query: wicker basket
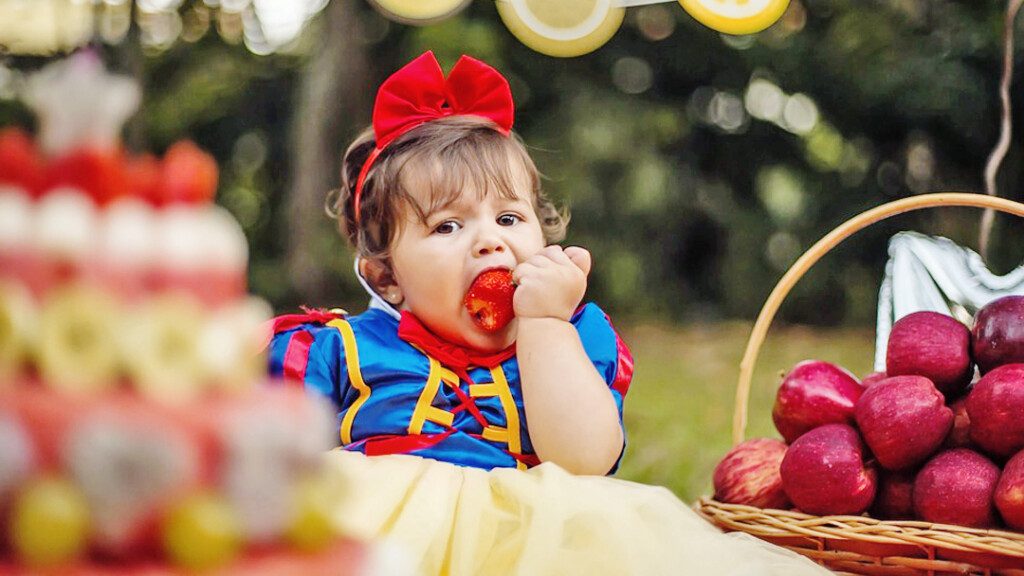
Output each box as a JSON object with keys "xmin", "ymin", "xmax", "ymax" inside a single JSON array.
[{"xmin": 696, "ymin": 193, "xmax": 1024, "ymax": 575}]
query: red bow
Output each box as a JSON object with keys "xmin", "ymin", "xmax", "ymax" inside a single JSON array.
[
  {"xmin": 397, "ymin": 311, "xmax": 516, "ymax": 385},
  {"xmin": 354, "ymin": 51, "xmax": 515, "ymax": 223}
]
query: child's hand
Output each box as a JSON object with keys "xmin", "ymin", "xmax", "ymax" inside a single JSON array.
[{"xmin": 512, "ymin": 246, "xmax": 591, "ymax": 321}]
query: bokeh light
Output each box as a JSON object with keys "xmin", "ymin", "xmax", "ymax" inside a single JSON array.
[
  {"xmin": 635, "ymin": 4, "xmax": 676, "ymax": 42},
  {"xmin": 612, "ymin": 57, "xmax": 654, "ymax": 95}
]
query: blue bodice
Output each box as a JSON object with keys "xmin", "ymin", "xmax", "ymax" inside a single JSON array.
[{"xmin": 267, "ymin": 303, "xmax": 632, "ymax": 472}]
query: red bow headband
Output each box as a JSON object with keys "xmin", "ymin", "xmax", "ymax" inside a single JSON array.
[{"xmin": 353, "ymin": 51, "xmax": 515, "ymax": 224}]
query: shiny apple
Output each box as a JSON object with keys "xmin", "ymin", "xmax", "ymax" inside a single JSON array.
[
  {"xmin": 772, "ymin": 360, "xmax": 863, "ymax": 443},
  {"xmin": 973, "ymin": 296, "xmax": 1024, "ymax": 374},
  {"xmin": 914, "ymin": 449, "xmax": 1000, "ymax": 528},
  {"xmin": 780, "ymin": 424, "xmax": 877, "ymax": 515},
  {"xmin": 855, "ymin": 375, "xmax": 952, "ymax": 471},
  {"xmin": 966, "ymin": 364, "xmax": 1024, "ymax": 459},
  {"xmin": 886, "ymin": 311, "xmax": 973, "ymax": 398},
  {"xmin": 712, "ymin": 438, "xmax": 790, "ymax": 509}
]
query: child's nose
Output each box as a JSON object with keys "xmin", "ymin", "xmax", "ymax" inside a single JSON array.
[{"xmin": 473, "ymin": 228, "xmax": 507, "ymax": 256}]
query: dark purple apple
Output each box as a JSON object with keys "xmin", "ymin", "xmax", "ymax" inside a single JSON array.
[
  {"xmin": 966, "ymin": 364, "xmax": 1024, "ymax": 459},
  {"xmin": 855, "ymin": 375, "xmax": 952, "ymax": 471},
  {"xmin": 772, "ymin": 360, "xmax": 863, "ymax": 443},
  {"xmin": 886, "ymin": 311, "xmax": 973, "ymax": 398},
  {"xmin": 995, "ymin": 450, "xmax": 1024, "ymax": 530},
  {"xmin": 713, "ymin": 438, "xmax": 790, "ymax": 509},
  {"xmin": 871, "ymin": 470, "xmax": 916, "ymax": 520},
  {"xmin": 913, "ymin": 449, "xmax": 1000, "ymax": 528},
  {"xmin": 942, "ymin": 396, "xmax": 973, "ymax": 450},
  {"xmin": 780, "ymin": 424, "xmax": 877, "ymax": 515},
  {"xmin": 973, "ymin": 295, "xmax": 1024, "ymax": 374}
]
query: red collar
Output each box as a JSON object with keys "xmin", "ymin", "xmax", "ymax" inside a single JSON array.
[{"xmin": 397, "ymin": 311, "xmax": 515, "ymax": 383}]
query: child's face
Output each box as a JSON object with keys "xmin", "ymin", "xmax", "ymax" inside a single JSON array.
[{"xmin": 389, "ymin": 158, "xmax": 545, "ymax": 351}]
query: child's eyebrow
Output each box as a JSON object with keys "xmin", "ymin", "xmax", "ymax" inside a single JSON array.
[{"xmin": 423, "ymin": 198, "xmax": 459, "ymax": 218}]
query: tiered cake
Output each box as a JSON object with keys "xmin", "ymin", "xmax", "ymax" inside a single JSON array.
[{"xmin": 0, "ymin": 54, "xmax": 366, "ymax": 574}]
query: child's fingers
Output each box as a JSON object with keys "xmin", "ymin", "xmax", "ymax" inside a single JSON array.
[
  {"xmin": 512, "ymin": 261, "xmax": 541, "ymax": 284},
  {"xmin": 563, "ymin": 246, "xmax": 592, "ymax": 276},
  {"xmin": 540, "ymin": 245, "xmax": 571, "ymax": 264}
]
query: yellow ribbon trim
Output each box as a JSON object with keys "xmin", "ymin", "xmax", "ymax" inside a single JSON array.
[
  {"xmin": 469, "ymin": 383, "xmax": 500, "ymax": 397},
  {"xmin": 425, "ymin": 406, "xmax": 455, "ymax": 428},
  {"xmin": 490, "ymin": 366, "xmax": 526, "ymax": 470},
  {"xmin": 330, "ymin": 319, "xmax": 369, "ymax": 445},
  {"xmin": 481, "ymin": 426, "xmax": 509, "ymax": 443},
  {"xmin": 408, "ymin": 355, "xmax": 443, "ymax": 435}
]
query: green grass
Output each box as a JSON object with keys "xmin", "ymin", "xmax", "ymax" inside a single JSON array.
[{"xmin": 614, "ymin": 321, "xmax": 876, "ymax": 502}]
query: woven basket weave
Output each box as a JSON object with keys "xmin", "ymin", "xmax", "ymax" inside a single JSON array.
[{"xmin": 696, "ymin": 193, "xmax": 1024, "ymax": 575}]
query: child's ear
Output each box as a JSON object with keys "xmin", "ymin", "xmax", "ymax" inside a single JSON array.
[{"xmin": 359, "ymin": 257, "xmax": 404, "ymax": 306}]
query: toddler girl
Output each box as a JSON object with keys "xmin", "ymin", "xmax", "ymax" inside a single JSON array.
[{"xmin": 267, "ymin": 51, "xmax": 829, "ymax": 575}]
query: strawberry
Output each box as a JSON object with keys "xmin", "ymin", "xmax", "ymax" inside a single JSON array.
[
  {"xmin": 0, "ymin": 128, "xmax": 46, "ymax": 195},
  {"xmin": 463, "ymin": 269, "xmax": 515, "ymax": 333},
  {"xmin": 159, "ymin": 141, "xmax": 218, "ymax": 206},
  {"xmin": 124, "ymin": 153, "xmax": 162, "ymax": 204},
  {"xmin": 45, "ymin": 147, "xmax": 128, "ymax": 206}
]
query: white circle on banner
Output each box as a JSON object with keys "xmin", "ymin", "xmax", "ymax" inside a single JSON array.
[
  {"xmin": 509, "ymin": 0, "xmax": 612, "ymax": 42},
  {"xmin": 690, "ymin": 0, "xmax": 775, "ymax": 19},
  {"xmin": 679, "ymin": 0, "xmax": 789, "ymax": 35},
  {"xmin": 371, "ymin": 0, "xmax": 471, "ymax": 23}
]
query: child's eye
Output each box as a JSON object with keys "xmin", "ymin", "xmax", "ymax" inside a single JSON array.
[
  {"xmin": 497, "ymin": 214, "xmax": 522, "ymax": 226},
  {"xmin": 434, "ymin": 220, "xmax": 462, "ymax": 235}
]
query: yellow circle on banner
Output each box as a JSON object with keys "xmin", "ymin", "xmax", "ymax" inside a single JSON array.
[
  {"xmin": 369, "ymin": 0, "xmax": 472, "ymax": 24},
  {"xmin": 496, "ymin": 0, "xmax": 625, "ymax": 58},
  {"xmin": 679, "ymin": 0, "xmax": 790, "ymax": 35}
]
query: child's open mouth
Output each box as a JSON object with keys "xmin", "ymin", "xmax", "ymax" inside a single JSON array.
[{"xmin": 464, "ymin": 269, "xmax": 515, "ymax": 333}]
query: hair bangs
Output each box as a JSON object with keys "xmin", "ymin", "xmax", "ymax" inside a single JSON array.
[{"xmin": 401, "ymin": 129, "xmax": 533, "ymax": 224}]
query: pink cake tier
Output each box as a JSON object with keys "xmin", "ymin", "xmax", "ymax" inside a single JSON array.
[{"xmin": 0, "ymin": 118, "xmax": 364, "ymax": 571}]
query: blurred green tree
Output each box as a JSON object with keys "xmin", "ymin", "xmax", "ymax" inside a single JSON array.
[{"xmin": 1, "ymin": 0, "xmax": 1022, "ymax": 325}]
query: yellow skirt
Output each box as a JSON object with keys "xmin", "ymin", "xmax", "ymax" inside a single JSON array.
[{"xmin": 325, "ymin": 450, "xmax": 830, "ymax": 576}]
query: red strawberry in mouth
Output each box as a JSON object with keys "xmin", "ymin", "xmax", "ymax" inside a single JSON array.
[{"xmin": 464, "ymin": 269, "xmax": 515, "ymax": 333}]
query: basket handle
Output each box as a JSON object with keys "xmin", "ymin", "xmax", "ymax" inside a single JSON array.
[{"xmin": 733, "ymin": 192, "xmax": 1024, "ymax": 446}]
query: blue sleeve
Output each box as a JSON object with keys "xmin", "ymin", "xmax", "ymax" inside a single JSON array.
[
  {"xmin": 571, "ymin": 302, "xmax": 634, "ymax": 473},
  {"xmin": 267, "ymin": 323, "xmax": 348, "ymax": 407}
]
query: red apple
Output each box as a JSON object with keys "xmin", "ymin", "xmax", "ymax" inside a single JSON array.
[
  {"xmin": 913, "ymin": 449, "xmax": 1000, "ymax": 528},
  {"xmin": 871, "ymin": 470, "xmax": 916, "ymax": 520},
  {"xmin": 855, "ymin": 375, "xmax": 952, "ymax": 470},
  {"xmin": 772, "ymin": 360, "xmax": 863, "ymax": 443},
  {"xmin": 943, "ymin": 396, "xmax": 973, "ymax": 450},
  {"xmin": 886, "ymin": 311, "xmax": 973, "ymax": 398},
  {"xmin": 966, "ymin": 364, "xmax": 1024, "ymax": 459},
  {"xmin": 712, "ymin": 438, "xmax": 790, "ymax": 509},
  {"xmin": 973, "ymin": 296, "xmax": 1024, "ymax": 374},
  {"xmin": 995, "ymin": 450, "xmax": 1024, "ymax": 530},
  {"xmin": 780, "ymin": 424, "xmax": 877, "ymax": 515}
]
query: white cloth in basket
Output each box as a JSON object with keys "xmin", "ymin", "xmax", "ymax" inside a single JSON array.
[{"xmin": 875, "ymin": 231, "xmax": 1024, "ymax": 371}]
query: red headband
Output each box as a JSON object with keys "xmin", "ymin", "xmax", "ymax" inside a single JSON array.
[{"xmin": 353, "ymin": 51, "xmax": 515, "ymax": 224}]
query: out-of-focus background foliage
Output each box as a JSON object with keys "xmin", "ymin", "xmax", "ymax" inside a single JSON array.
[{"xmin": 2, "ymin": 0, "xmax": 1023, "ymax": 499}]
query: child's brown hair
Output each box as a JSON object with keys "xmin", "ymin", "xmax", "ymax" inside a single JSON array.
[{"xmin": 330, "ymin": 116, "xmax": 567, "ymax": 262}]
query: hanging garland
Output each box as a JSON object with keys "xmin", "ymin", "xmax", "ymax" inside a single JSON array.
[
  {"xmin": 0, "ymin": 0, "xmax": 789, "ymax": 58},
  {"xmin": 370, "ymin": 0, "xmax": 791, "ymax": 57}
]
